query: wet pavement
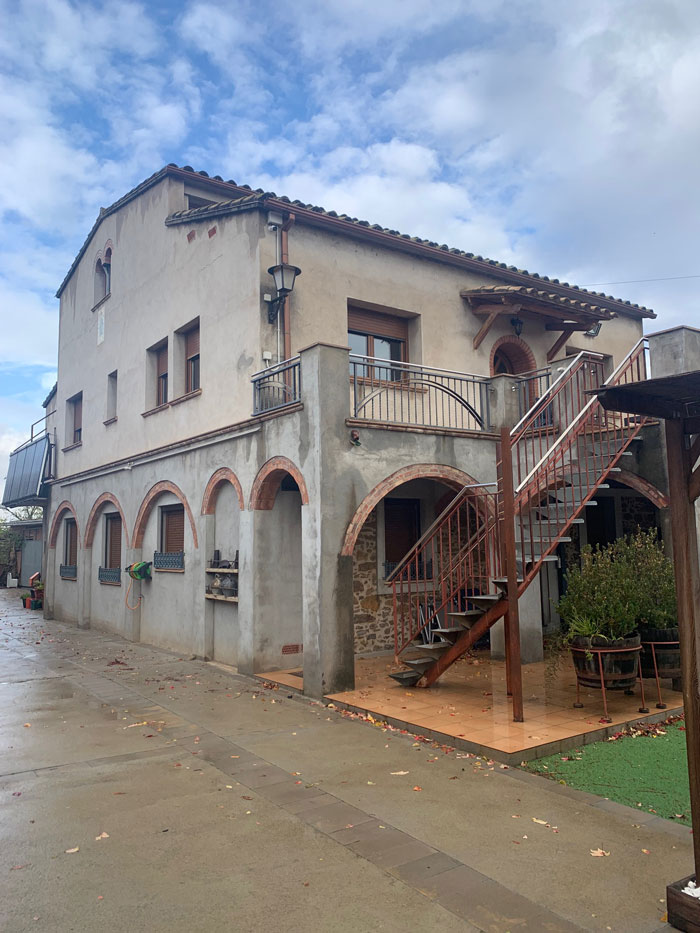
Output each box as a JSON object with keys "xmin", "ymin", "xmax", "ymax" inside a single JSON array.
[{"xmin": 0, "ymin": 590, "xmax": 689, "ymax": 932}]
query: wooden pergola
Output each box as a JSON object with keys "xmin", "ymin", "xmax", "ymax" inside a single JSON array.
[{"xmin": 596, "ymin": 373, "xmax": 700, "ymax": 932}]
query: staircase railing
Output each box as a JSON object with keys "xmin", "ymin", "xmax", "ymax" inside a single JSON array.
[
  {"xmin": 391, "ymin": 338, "xmax": 649, "ymax": 664},
  {"xmin": 513, "ymin": 338, "xmax": 649, "ymax": 588},
  {"xmin": 391, "ymin": 484, "xmax": 501, "ymax": 655}
]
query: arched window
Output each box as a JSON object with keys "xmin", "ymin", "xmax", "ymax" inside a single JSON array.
[{"xmin": 94, "ymin": 248, "xmax": 111, "ymax": 306}]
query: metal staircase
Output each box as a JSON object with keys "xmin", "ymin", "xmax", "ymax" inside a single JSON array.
[{"xmin": 389, "ymin": 339, "xmax": 650, "ymax": 704}]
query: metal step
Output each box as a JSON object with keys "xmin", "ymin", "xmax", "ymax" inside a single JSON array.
[
  {"xmin": 403, "ymin": 657, "xmax": 436, "ymax": 673},
  {"xmin": 389, "ymin": 670, "xmax": 422, "ymax": 686},
  {"xmin": 409, "ymin": 640, "xmax": 451, "ymax": 655},
  {"xmin": 515, "ymin": 536, "xmax": 571, "ymax": 546},
  {"xmin": 523, "ymin": 516, "xmax": 584, "ymax": 525},
  {"xmin": 467, "ymin": 593, "xmax": 502, "ymax": 608},
  {"xmin": 492, "ymin": 576, "xmax": 524, "ymax": 588},
  {"xmin": 432, "ymin": 627, "xmax": 466, "ymax": 643}
]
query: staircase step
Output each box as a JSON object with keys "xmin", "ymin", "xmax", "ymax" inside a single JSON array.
[
  {"xmin": 515, "ymin": 536, "xmax": 571, "ymax": 546},
  {"xmin": 403, "ymin": 657, "xmax": 436, "ymax": 673},
  {"xmin": 523, "ymin": 516, "xmax": 584, "ymax": 525},
  {"xmin": 432, "ymin": 627, "xmax": 466, "ymax": 642},
  {"xmin": 389, "ymin": 670, "xmax": 422, "ymax": 686},
  {"xmin": 410, "ymin": 640, "xmax": 451, "ymax": 655},
  {"xmin": 468, "ymin": 594, "xmax": 502, "ymax": 608},
  {"xmin": 492, "ymin": 576, "xmax": 524, "ymax": 587}
]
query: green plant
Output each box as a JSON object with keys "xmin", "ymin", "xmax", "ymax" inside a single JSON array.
[
  {"xmin": 20, "ymin": 592, "xmax": 30, "ymax": 600},
  {"xmin": 557, "ymin": 528, "xmax": 676, "ymax": 642}
]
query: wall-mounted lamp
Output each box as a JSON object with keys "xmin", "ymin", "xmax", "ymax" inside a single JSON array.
[
  {"xmin": 585, "ymin": 321, "xmax": 603, "ymax": 338},
  {"xmin": 265, "ymin": 262, "xmax": 301, "ymax": 323},
  {"xmin": 510, "ymin": 317, "xmax": 524, "ymax": 338}
]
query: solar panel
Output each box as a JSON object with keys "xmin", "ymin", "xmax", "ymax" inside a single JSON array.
[{"xmin": 2, "ymin": 435, "xmax": 50, "ymax": 507}]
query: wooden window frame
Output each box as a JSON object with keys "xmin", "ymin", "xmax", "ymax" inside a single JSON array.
[
  {"xmin": 160, "ymin": 504, "xmax": 185, "ymax": 554},
  {"xmin": 64, "ymin": 518, "xmax": 77, "ymax": 568},
  {"xmin": 156, "ymin": 345, "xmax": 168, "ymax": 406},
  {"xmin": 348, "ymin": 308, "xmax": 408, "ymax": 382},
  {"xmin": 185, "ymin": 325, "xmax": 200, "ymax": 394},
  {"xmin": 104, "ymin": 513, "xmax": 122, "ymax": 570},
  {"xmin": 68, "ymin": 393, "xmax": 83, "ymax": 445}
]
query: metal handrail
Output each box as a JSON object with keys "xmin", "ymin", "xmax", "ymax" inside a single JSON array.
[
  {"xmin": 514, "ymin": 338, "xmax": 648, "ymax": 494},
  {"xmin": 252, "ymin": 356, "xmax": 301, "ymax": 415},
  {"xmin": 349, "ymin": 354, "xmax": 488, "ymax": 381}
]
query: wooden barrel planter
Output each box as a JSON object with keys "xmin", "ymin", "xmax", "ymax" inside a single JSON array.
[
  {"xmin": 640, "ymin": 626, "xmax": 681, "ymax": 680},
  {"xmin": 570, "ymin": 634, "xmax": 641, "ymax": 691}
]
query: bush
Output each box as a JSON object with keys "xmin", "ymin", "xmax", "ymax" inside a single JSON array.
[{"xmin": 557, "ymin": 528, "xmax": 676, "ymax": 641}]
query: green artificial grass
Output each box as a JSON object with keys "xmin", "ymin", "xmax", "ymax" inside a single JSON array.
[{"xmin": 525, "ymin": 719, "xmax": 691, "ymax": 823}]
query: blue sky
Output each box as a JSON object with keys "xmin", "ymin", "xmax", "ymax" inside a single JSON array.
[{"xmin": 2, "ymin": 0, "xmax": 700, "ymax": 486}]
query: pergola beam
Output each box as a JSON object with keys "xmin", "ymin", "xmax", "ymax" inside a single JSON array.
[
  {"xmin": 472, "ymin": 307, "xmax": 504, "ymax": 350},
  {"xmin": 546, "ymin": 328, "xmax": 575, "ymax": 363}
]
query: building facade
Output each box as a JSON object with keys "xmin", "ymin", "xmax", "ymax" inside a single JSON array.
[{"xmin": 3, "ymin": 164, "xmax": 682, "ymax": 698}]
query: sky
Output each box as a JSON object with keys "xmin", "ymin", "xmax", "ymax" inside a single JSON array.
[{"xmin": 1, "ymin": 0, "xmax": 700, "ymax": 492}]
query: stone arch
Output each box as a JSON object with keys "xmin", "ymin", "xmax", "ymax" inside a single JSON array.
[
  {"xmin": 201, "ymin": 468, "xmax": 245, "ymax": 514},
  {"xmin": 341, "ymin": 464, "xmax": 486, "ymax": 557},
  {"xmin": 49, "ymin": 501, "xmax": 80, "ymax": 549},
  {"xmin": 84, "ymin": 493, "xmax": 130, "ymax": 548},
  {"xmin": 132, "ymin": 481, "xmax": 198, "ymax": 549},
  {"xmin": 490, "ymin": 334, "xmax": 537, "ymax": 376},
  {"xmin": 249, "ymin": 457, "xmax": 309, "ymax": 510},
  {"xmin": 615, "ymin": 469, "xmax": 669, "ymax": 510}
]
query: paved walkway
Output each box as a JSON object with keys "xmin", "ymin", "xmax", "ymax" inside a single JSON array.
[{"xmin": 0, "ymin": 590, "xmax": 688, "ymax": 932}]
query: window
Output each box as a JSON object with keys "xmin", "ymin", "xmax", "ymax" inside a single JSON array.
[
  {"xmin": 383, "ymin": 498, "xmax": 422, "ymax": 578},
  {"xmin": 106, "ymin": 370, "xmax": 118, "ymax": 422},
  {"xmin": 61, "ymin": 517, "xmax": 78, "ymax": 578},
  {"xmin": 348, "ymin": 308, "xmax": 408, "ymax": 380},
  {"xmin": 155, "ymin": 343, "xmax": 168, "ymax": 406},
  {"xmin": 185, "ymin": 325, "xmax": 200, "ymax": 393},
  {"xmin": 68, "ymin": 392, "xmax": 82, "ymax": 445},
  {"xmin": 94, "ymin": 248, "xmax": 111, "ymax": 306},
  {"xmin": 155, "ymin": 505, "xmax": 185, "ymax": 570},
  {"xmin": 105, "ymin": 514, "xmax": 122, "ymax": 569}
]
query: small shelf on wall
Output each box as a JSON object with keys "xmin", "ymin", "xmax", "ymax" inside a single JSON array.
[
  {"xmin": 204, "ymin": 594, "xmax": 238, "ymax": 603},
  {"xmin": 205, "ymin": 567, "xmax": 238, "ymax": 574}
]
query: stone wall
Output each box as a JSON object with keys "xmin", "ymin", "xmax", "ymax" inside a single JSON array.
[
  {"xmin": 621, "ymin": 494, "xmax": 658, "ymax": 535},
  {"xmin": 352, "ymin": 510, "xmax": 395, "ymax": 654}
]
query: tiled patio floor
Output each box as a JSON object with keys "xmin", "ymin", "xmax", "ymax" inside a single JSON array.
[{"xmin": 260, "ymin": 651, "xmax": 684, "ymax": 763}]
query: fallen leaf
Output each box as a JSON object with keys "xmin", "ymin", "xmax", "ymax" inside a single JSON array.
[
  {"xmin": 390, "ymin": 771, "xmax": 409, "ymax": 776},
  {"xmin": 12, "ymin": 792, "xmax": 21, "ymax": 797},
  {"xmin": 412, "ymin": 786, "xmax": 422, "ymax": 792},
  {"xmin": 23, "ymin": 723, "xmax": 31, "ymax": 728},
  {"xmin": 590, "ymin": 849, "xmax": 610, "ymax": 857},
  {"xmin": 532, "ymin": 818, "xmax": 548, "ymax": 825},
  {"xmin": 242, "ymin": 795, "xmax": 253, "ymax": 800},
  {"xmin": 126, "ymin": 722, "xmax": 147, "ymax": 728},
  {"xmin": 511, "ymin": 814, "xmax": 521, "ymax": 819},
  {"xmin": 366, "ymin": 781, "xmax": 376, "ymax": 785},
  {"xmin": 10, "ymin": 864, "xmax": 30, "ymax": 870},
  {"xmin": 95, "ymin": 832, "xmax": 109, "ymax": 841},
  {"xmin": 64, "ymin": 847, "xmax": 80, "ymax": 854},
  {"xmin": 642, "ymin": 848, "xmax": 651, "ymax": 855}
]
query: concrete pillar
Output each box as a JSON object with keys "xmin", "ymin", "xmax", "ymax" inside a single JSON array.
[
  {"xmin": 299, "ymin": 343, "xmax": 355, "ymax": 698},
  {"xmin": 43, "ymin": 545, "xmax": 55, "ymax": 621},
  {"xmin": 77, "ymin": 546, "xmax": 92, "ymax": 629},
  {"xmin": 123, "ymin": 548, "xmax": 142, "ymax": 642},
  {"xmin": 235, "ymin": 510, "xmax": 256, "ymax": 675},
  {"xmin": 648, "ymin": 326, "xmax": 700, "ymax": 378},
  {"xmin": 200, "ymin": 514, "xmax": 215, "ymax": 661}
]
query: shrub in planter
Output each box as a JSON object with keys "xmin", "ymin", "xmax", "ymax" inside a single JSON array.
[{"xmin": 557, "ymin": 530, "xmax": 676, "ymax": 690}]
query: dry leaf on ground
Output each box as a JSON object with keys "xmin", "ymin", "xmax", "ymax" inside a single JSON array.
[{"xmin": 590, "ymin": 848, "xmax": 610, "ymax": 857}]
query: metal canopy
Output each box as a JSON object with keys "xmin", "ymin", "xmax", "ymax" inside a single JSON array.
[{"xmin": 2, "ymin": 435, "xmax": 50, "ymax": 507}]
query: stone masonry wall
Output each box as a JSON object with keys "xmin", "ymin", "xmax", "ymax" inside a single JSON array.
[{"xmin": 352, "ymin": 509, "xmax": 395, "ymax": 654}]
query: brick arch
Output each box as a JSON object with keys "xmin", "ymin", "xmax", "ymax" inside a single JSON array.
[
  {"xmin": 84, "ymin": 493, "xmax": 130, "ymax": 548},
  {"xmin": 132, "ymin": 481, "xmax": 199, "ymax": 549},
  {"xmin": 341, "ymin": 464, "xmax": 486, "ymax": 557},
  {"xmin": 49, "ymin": 501, "xmax": 80, "ymax": 549},
  {"xmin": 489, "ymin": 334, "xmax": 537, "ymax": 376},
  {"xmin": 201, "ymin": 468, "xmax": 245, "ymax": 514},
  {"xmin": 249, "ymin": 457, "xmax": 309, "ymax": 510},
  {"xmin": 615, "ymin": 469, "xmax": 669, "ymax": 510}
]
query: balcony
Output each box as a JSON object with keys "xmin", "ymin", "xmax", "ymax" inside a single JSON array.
[{"xmin": 248, "ymin": 348, "xmax": 555, "ymax": 437}]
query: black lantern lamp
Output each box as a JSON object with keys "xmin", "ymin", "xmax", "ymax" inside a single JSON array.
[
  {"xmin": 510, "ymin": 316, "xmax": 524, "ymax": 338},
  {"xmin": 266, "ymin": 263, "xmax": 301, "ymax": 323}
]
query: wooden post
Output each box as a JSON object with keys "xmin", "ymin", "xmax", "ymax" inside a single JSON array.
[
  {"xmin": 500, "ymin": 427, "xmax": 524, "ymax": 722},
  {"xmin": 665, "ymin": 418, "xmax": 700, "ymax": 878}
]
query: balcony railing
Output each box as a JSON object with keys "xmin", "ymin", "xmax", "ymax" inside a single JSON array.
[
  {"xmin": 350, "ymin": 355, "xmax": 491, "ymax": 432},
  {"xmin": 59, "ymin": 564, "xmax": 77, "ymax": 580},
  {"xmin": 252, "ymin": 357, "xmax": 301, "ymax": 415},
  {"xmin": 516, "ymin": 367, "xmax": 552, "ymax": 419},
  {"xmin": 153, "ymin": 551, "xmax": 185, "ymax": 571},
  {"xmin": 98, "ymin": 567, "xmax": 121, "ymax": 584}
]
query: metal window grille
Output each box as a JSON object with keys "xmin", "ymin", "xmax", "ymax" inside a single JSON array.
[
  {"xmin": 153, "ymin": 551, "xmax": 185, "ymax": 570},
  {"xmin": 98, "ymin": 566, "xmax": 121, "ymax": 584}
]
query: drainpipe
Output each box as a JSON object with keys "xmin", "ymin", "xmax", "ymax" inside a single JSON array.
[{"xmin": 281, "ymin": 214, "xmax": 295, "ymax": 362}]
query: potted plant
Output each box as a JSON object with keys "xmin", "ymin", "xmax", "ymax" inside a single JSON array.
[
  {"xmin": 558, "ymin": 535, "xmax": 644, "ymax": 691},
  {"xmin": 629, "ymin": 529, "xmax": 680, "ymax": 689},
  {"xmin": 20, "ymin": 592, "xmax": 30, "ymax": 608}
]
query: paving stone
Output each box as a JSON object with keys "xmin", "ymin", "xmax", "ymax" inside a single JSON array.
[
  {"xmin": 304, "ymin": 801, "xmax": 377, "ymax": 833},
  {"xmin": 283, "ymin": 792, "xmax": 338, "ymax": 814},
  {"xmin": 238, "ymin": 765, "xmax": 294, "ymax": 788},
  {"xmin": 259, "ymin": 781, "xmax": 327, "ymax": 806},
  {"xmin": 360, "ymin": 839, "xmax": 438, "ymax": 870},
  {"xmin": 390, "ymin": 851, "xmax": 461, "ymax": 884},
  {"xmin": 429, "ymin": 865, "xmax": 580, "ymax": 931}
]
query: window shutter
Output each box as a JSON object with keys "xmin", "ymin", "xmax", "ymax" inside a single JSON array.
[
  {"xmin": 348, "ymin": 309, "xmax": 408, "ymax": 341},
  {"xmin": 156, "ymin": 346, "xmax": 168, "ymax": 376},
  {"xmin": 185, "ymin": 326, "xmax": 200, "ymax": 358},
  {"xmin": 164, "ymin": 507, "xmax": 185, "ymax": 552},
  {"xmin": 67, "ymin": 520, "xmax": 77, "ymax": 566},
  {"xmin": 384, "ymin": 499, "xmax": 420, "ymax": 562},
  {"xmin": 73, "ymin": 397, "xmax": 82, "ymax": 431},
  {"xmin": 107, "ymin": 515, "xmax": 121, "ymax": 569}
]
